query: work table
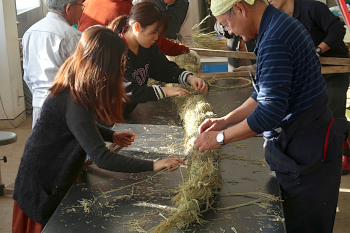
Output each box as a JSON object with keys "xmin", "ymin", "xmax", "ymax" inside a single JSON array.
[{"xmin": 42, "ymin": 79, "xmax": 286, "ymax": 233}]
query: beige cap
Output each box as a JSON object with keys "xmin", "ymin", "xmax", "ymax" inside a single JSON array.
[{"xmin": 211, "ymin": 0, "xmax": 268, "ymax": 17}]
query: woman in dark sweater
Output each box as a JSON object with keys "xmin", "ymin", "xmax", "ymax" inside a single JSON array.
[
  {"xmin": 12, "ymin": 26, "xmax": 184, "ymax": 233},
  {"xmin": 108, "ymin": 1, "xmax": 208, "ymax": 115}
]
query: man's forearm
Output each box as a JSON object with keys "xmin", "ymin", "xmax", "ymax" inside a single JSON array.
[
  {"xmin": 317, "ymin": 42, "xmax": 331, "ymax": 54},
  {"xmin": 223, "ymin": 97, "xmax": 258, "ymax": 127},
  {"xmin": 223, "ymin": 119, "xmax": 257, "ymax": 144}
]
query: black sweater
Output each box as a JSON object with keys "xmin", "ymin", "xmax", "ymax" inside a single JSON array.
[
  {"xmin": 13, "ymin": 90, "xmax": 153, "ymax": 225},
  {"xmin": 123, "ymin": 42, "xmax": 191, "ymax": 103},
  {"xmin": 293, "ymin": 0, "xmax": 348, "ymax": 58}
]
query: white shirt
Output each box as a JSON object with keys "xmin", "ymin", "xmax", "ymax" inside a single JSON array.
[{"xmin": 22, "ymin": 12, "xmax": 81, "ymax": 108}]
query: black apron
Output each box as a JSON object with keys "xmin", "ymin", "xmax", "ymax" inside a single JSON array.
[{"xmin": 263, "ymin": 92, "xmax": 349, "ymax": 232}]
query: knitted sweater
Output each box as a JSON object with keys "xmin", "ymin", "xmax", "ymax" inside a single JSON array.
[{"xmin": 13, "ymin": 89, "xmax": 153, "ymax": 225}]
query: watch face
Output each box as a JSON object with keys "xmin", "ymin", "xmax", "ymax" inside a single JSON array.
[{"xmin": 217, "ymin": 133, "xmax": 224, "ymax": 143}]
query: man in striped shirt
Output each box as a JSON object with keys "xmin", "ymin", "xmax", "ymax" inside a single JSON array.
[{"xmin": 194, "ymin": 1, "xmax": 350, "ymax": 232}]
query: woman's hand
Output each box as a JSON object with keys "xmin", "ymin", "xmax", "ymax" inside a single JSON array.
[
  {"xmin": 161, "ymin": 87, "xmax": 190, "ymax": 97},
  {"xmin": 153, "ymin": 158, "xmax": 185, "ymax": 172},
  {"xmin": 187, "ymin": 75, "xmax": 208, "ymax": 93},
  {"xmin": 112, "ymin": 131, "xmax": 137, "ymax": 147}
]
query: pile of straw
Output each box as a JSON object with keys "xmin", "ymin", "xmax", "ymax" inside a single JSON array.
[
  {"xmin": 148, "ymin": 17, "xmax": 227, "ymax": 231},
  {"xmin": 152, "ymin": 93, "xmax": 222, "ymax": 232},
  {"xmin": 167, "ymin": 52, "xmax": 201, "ymax": 74},
  {"xmin": 192, "ymin": 15, "xmax": 227, "ymax": 51},
  {"xmin": 193, "ymin": 29, "xmax": 227, "ymax": 51}
]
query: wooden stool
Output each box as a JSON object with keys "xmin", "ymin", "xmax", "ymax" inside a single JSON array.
[{"xmin": 0, "ymin": 131, "xmax": 17, "ymax": 196}]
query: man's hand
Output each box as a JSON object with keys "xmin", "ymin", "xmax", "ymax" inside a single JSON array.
[
  {"xmin": 188, "ymin": 75, "xmax": 208, "ymax": 93},
  {"xmin": 112, "ymin": 131, "xmax": 136, "ymax": 147},
  {"xmin": 161, "ymin": 87, "xmax": 191, "ymax": 97},
  {"xmin": 198, "ymin": 117, "xmax": 227, "ymax": 134},
  {"xmin": 232, "ymin": 65, "xmax": 255, "ymax": 72},
  {"xmin": 194, "ymin": 131, "xmax": 222, "ymax": 152},
  {"xmin": 153, "ymin": 158, "xmax": 185, "ymax": 172}
]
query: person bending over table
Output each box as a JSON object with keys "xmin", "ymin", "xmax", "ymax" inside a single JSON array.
[
  {"xmin": 12, "ymin": 26, "xmax": 184, "ymax": 233},
  {"xmin": 194, "ymin": 1, "xmax": 350, "ymax": 232},
  {"xmin": 78, "ymin": 0, "xmax": 198, "ymax": 57},
  {"xmin": 268, "ymin": 0, "xmax": 350, "ymax": 175},
  {"xmin": 108, "ymin": 0, "xmax": 207, "ymax": 116}
]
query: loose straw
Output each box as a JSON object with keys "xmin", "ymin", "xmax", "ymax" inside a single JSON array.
[{"xmin": 207, "ymin": 77, "xmax": 252, "ymax": 90}]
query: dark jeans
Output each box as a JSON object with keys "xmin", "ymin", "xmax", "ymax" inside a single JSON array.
[{"xmin": 324, "ymin": 72, "xmax": 350, "ymax": 119}]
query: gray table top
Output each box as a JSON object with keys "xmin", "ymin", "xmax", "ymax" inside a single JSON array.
[{"xmin": 43, "ymin": 79, "xmax": 286, "ymax": 233}]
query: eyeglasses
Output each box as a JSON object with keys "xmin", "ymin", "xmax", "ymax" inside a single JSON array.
[
  {"xmin": 76, "ymin": 3, "xmax": 86, "ymax": 11},
  {"xmin": 223, "ymin": 9, "xmax": 232, "ymax": 31}
]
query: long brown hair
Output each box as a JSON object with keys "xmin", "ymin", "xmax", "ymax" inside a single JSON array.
[
  {"xmin": 50, "ymin": 26, "xmax": 128, "ymax": 125},
  {"xmin": 108, "ymin": 0, "xmax": 168, "ymax": 36}
]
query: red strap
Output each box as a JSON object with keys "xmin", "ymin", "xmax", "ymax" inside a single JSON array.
[
  {"xmin": 343, "ymin": 136, "xmax": 350, "ymax": 150},
  {"xmin": 323, "ymin": 118, "xmax": 335, "ymax": 161},
  {"xmin": 120, "ymin": 33, "xmax": 140, "ymax": 57},
  {"xmin": 119, "ymin": 33, "xmax": 129, "ymax": 47},
  {"xmin": 338, "ymin": 0, "xmax": 350, "ymax": 29}
]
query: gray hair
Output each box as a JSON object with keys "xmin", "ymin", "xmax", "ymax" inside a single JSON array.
[
  {"xmin": 46, "ymin": 0, "xmax": 78, "ymax": 13},
  {"xmin": 132, "ymin": 0, "xmax": 143, "ymax": 5}
]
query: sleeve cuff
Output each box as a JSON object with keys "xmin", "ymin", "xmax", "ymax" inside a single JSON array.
[
  {"xmin": 96, "ymin": 123, "xmax": 115, "ymax": 142},
  {"xmin": 251, "ymin": 92, "xmax": 258, "ymax": 101},
  {"xmin": 103, "ymin": 128, "xmax": 114, "ymax": 142},
  {"xmin": 179, "ymin": 71, "xmax": 192, "ymax": 86},
  {"xmin": 247, "ymin": 112, "xmax": 265, "ymax": 134},
  {"xmin": 152, "ymin": 85, "xmax": 166, "ymax": 99}
]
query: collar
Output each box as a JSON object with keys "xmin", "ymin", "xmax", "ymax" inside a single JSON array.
[
  {"xmin": 164, "ymin": 0, "xmax": 178, "ymax": 9},
  {"xmin": 120, "ymin": 33, "xmax": 141, "ymax": 57},
  {"xmin": 257, "ymin": 4, "xmax": 279, "ymax": 46},
  {"xmin": 46, "ymin": 12, "xmax": 70, "ymax": 26},
  {"xmin": 119, "ymin": 33, "xmax": 129, "ymax": 48},
  {"xmin": 292, "ymin": 0, "xmax": 301, "ymax": 19}
]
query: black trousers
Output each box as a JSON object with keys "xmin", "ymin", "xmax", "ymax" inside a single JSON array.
[
  {"xmin": 324, "ymin": 72, "xmax": 350, "ymax": 119},
  {"xmin": 264, "ymin": 93, "xmax": 348, "ymax": 232},
  {"xmin": 277, "ymin": 157, "xmax": 342, "ymax": 233}
]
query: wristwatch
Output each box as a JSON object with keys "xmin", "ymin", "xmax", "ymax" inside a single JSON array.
[
  {"xmin": 316, "ymin": 47, "xmax": 322, "ymax": 56},
  {"xmin": 216, "ymin": 130, "xmax": 225, "ymax": 145}
]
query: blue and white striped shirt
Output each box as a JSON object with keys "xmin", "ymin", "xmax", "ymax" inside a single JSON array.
[{"xmin": 247, "ymin": 5, "xmax": 326, "ymax": 135}]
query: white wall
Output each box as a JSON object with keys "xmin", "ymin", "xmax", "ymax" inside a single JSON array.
[
  {"xmin": 16, "ymin": 0, "xmax": 45, "ymax": 38},
  {"xmin": 190, "ymin": 0, "xmax": 207, "ymax": 30},
  {"xmin": 0, "ymin": 0, "xmax": 26, "ymax": 128}
]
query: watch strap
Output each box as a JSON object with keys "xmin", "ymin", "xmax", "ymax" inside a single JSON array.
[{"xmin": 217, "ymin": 130, "xmax": 225, "ymax": 145}]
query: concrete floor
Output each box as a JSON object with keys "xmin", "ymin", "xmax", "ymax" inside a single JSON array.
[{"xmin": 1, "ymin": 111, "xmax": 350, "ymax": 233}]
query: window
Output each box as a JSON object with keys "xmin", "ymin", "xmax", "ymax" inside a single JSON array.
[{"xmin": 15, "ymin": 0, "xmax": 40, "ymax": 15}]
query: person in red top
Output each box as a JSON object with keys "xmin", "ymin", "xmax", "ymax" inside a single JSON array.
[{"xmin": 78, "ymin": 0, "xmax": 192, "ymax": 56}]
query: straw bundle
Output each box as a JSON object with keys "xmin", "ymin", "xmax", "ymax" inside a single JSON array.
[
  {"xmin": 152, "ymin": 94, "xmax": 222, "ymax": 233},
  {"xmin": 193, "ymin": 29, "xmax": 227, "ymax": 51},
  {"xmin": 168, "ymin": 52, "xmax": 201, "ymax": 74},
  {"xmin": 191, "ymin": 15, "xmax": 227, "ymax": 51},
  {"xmin": 150, "ymin": 20, "xmax": 225, "ymax": 231}
]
